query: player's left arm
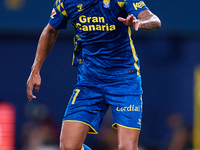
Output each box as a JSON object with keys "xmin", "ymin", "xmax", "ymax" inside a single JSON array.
[{"xmin": 118, "ymin": 10, "xmax": 161, "ymax": 31}]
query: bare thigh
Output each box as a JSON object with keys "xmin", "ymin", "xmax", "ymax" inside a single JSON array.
[
  {"xmin": 117, "ymin": 125, "xmax": 140, "ymax": 150},
  {"xmin": 60, "ymin": 121, "xmax": 90, "ymax": 150}
]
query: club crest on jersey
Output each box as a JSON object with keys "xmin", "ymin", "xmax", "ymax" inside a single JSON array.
[
  {"xmin": 103, "ymin": 0, "xmax": 110, "ymax": 8},
  {"xmin": 50, "ymin": 8, "xmax": 56, "ymax": 19}
]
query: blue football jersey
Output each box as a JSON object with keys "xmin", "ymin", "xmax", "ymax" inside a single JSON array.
[{"xmin": 49, "ymin": 0, "xmax": 148, "ymax": 80}]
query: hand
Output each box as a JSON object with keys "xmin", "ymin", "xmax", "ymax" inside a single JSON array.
[
  {"xmin": 26, "ymin": 72, "xmax": 41, "ymax": 101},
  {"xmin": 118, "ymin": 14, "xmax": 141, "ymax": 31}
]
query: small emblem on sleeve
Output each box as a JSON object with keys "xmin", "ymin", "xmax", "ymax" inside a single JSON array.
[
  {"xmin": 103, "ymin": 0, "xmax": 110, "ymax": 8},
  {"xmin": 133, "ymin": 1, "xmax": 146, "ymax": 10},
  {"xmin": 77, "ymin": 4, "xmax": 84, "ymax": 11},
  {"xmin": 50, "ymin": 8, "xmax": 57, "ymax": 19}
]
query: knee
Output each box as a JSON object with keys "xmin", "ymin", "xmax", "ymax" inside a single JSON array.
[{"xmin": 60, "ymin": 140, "xmax": 82, "ymax": 150}]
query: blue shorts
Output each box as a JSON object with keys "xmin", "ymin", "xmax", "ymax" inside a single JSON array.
[{"xmin": 63, "ymin": 75, "xmax": 143, "ymax": 134}]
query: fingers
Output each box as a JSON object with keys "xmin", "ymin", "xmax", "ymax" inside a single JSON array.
[
  {"xmin": 118, "ymin": 17, "xmax": 126, "ymax": 23},
  {"xmin": 127, "ymin": 14, "xmax": 135, "ymax": 23},
  {"xmin": 27, "ymin": 91, "xmax": 37, "ymax": 102},
  {"xmin": 28, "ymin": 95, "xmax": 36, "ymax": 102},
  {"xmin": 128, "ymin": 15, "xmax": 140, "ymax": 31},
  {"xmin": 26, "ymin": 80, "xmax": 40, "ymax": 101},
  {"xmin": 130, "ymin": 16, "xmax": 141, "ymax": 31},
  {"xmin": 118, "ymin": 15, "xmax": 140, "ymax": 31},
  {"xmin": 118, "ymin": 15, "xmax": 135, "ymax": 23},
  {"xmin": 26, "ymin": 73, "xmax": 41, "ymax": 101},
  {"xmin": 35, "ymin": 84, "xmax": 40, "ymax": 92},
  {"xmin": 134, "ymin": 22, "xmax": 140, "ymax": 31},
  {"xmin": 27, "ymin": 84, "xmax": 36, "ymax": 101},
  {"xmin": 129, "ymin": 14, "xmax": 135, "ymax": 20}
]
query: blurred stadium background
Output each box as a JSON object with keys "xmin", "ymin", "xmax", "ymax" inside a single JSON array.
[{"xmin": 0, "ymin": 0, "xmax": 200, "ymax": 149}]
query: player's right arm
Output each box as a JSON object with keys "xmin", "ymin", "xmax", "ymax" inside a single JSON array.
[
  {"xmin": 26, "ymin": 24, "xmax": 59, "ymax": 101},
  {"xmin": 117, "ymin": 0, "xmax": 161, "ymax": 31}
]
